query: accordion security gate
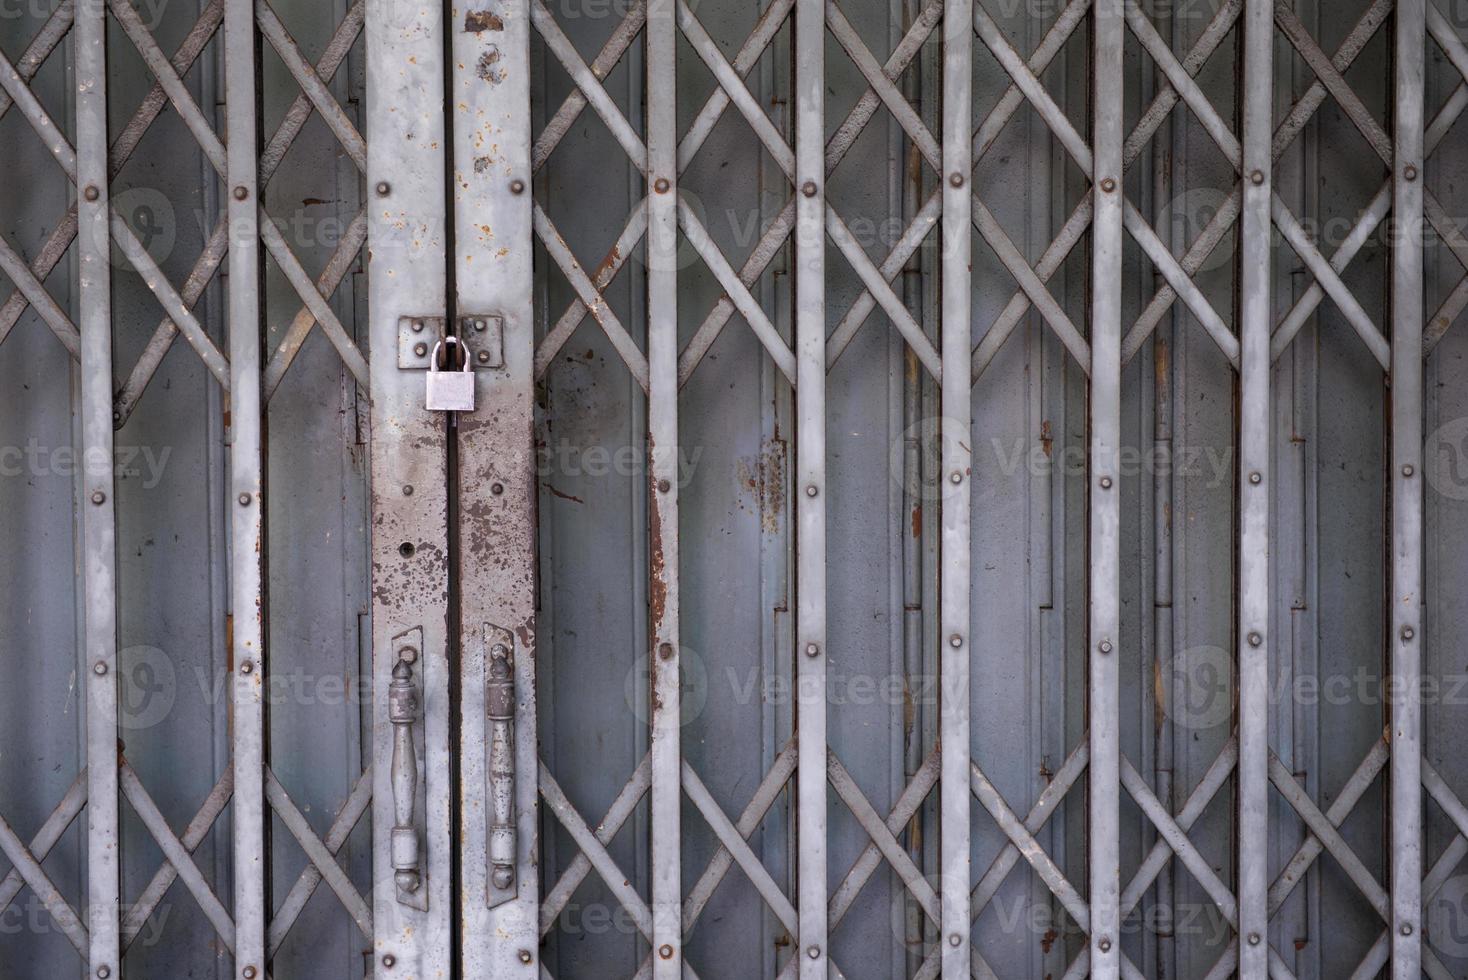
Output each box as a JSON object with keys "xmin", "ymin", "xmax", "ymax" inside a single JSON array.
[{"xmin": 4, "ymin": 0, "xmax": 1468, "ymax": 976}]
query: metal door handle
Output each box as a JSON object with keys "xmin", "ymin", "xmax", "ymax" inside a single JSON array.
[
  {"xmin": 486, "ymin": 634, "xmax": 516, "ymax": 907},
  {"xmin": 389, "ymin": 650, "xmax": 424, "ymax": 905}
]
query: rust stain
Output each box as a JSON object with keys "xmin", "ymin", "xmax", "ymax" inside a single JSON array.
[
  {"xmin": 477, "ymin": 47, "xmax": 504, "ymax": 83},
  {"xmin": 547, "ymin": 485, "xmax": 584, "ymax": 504},
  {"xmin": 910, "ymin": 503, "xmax": 922, "ymax": 538},
  {"xmin": 464, "ymin": 9, "xmax": 504, "ymax": 31},
  {"xmin": 1040, "ymin": 928, "xmax": 1058, "ymax": 955},
  {"xmin": 1039, "ymin": 419, "xmax": 1053, "ymax": 458}
]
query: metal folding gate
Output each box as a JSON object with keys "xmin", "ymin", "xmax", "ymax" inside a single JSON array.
[{"xmin": 4, "ymin": 0, "xmax": 1468, "ymax": 976}]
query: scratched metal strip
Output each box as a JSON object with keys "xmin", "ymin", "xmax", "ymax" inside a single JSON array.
[
  {"xmin": 223, "ymin": 0, "xmax": 267, "ymax": 970},
  {"xmin": 452, "ymin": 0, "xmax": 541, "ymax": 971},
  {"xmin": 364, "ymin": 0, "xmax": 452, "ymax": 972},
  {"xmin": 74, "ymin": 0, "xmax": 118, "ymax": 970}
]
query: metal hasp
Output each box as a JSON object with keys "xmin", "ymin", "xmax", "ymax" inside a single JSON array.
[
  {"xmin": 486, "ymin": 628, "xmax": 517, "ymax": 908},
  {"xmin": 389, "ymin": 644, "xmax": 427, "ymax": 910}
]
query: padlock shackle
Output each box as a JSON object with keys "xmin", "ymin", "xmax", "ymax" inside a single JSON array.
[{"xmin": 430, "ymin": 336, "xmax": 472, "ymax": 372}]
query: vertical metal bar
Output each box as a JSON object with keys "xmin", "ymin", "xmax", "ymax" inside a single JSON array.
[
  {"xmin": 1089, "ymin": 1, "xmax": 1123, "ymax": 975},
  {"xmin": 75, "ymin": 0, "xmax": 118, "ymax": 971},
  {"xmin": 366, "ymin": 0, "xmax": 452, "ymax": 972},
  {"xmin": 453, "ymin": 0, "xmax": 540, "ymax": 972},
  {"xmin": 795, "ymin": 0, "xmax": 827, "ymax": 970},
  {"xmin": 1237, "ymin": 0, "xmax": 1274, "ymax": 973},
  {"xmin": 646, "ymin": 0, "xmax": 682, "ymax": 973},
  {"xmin": 1389, "ymin": 0, "xmax": 1425, "ymax": 972},
  {"xmin": 224, "ymin": 0, "xmax": 267, "ymax": 971},
  {"xmin": 939, "ymin": 0, "xmax": 972, "ymax": 974}
]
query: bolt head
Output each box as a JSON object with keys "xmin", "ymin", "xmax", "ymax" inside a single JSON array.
[
  {"xmin": 1401, "ymin": 923, "xmax": 1414, "ymax": 936},
  {"xmin": 949, "ymin": 933, "xmax": 962, "ymax": 947},
  {"xmin": 83, "ymin": 185, "xmax": 100, "ymax": 202},
  {"xmin": 1099, "ymin": 476, "xmax": 1113, "ymax": 490},
  {"xmin": 659, "ymin": 944, "xmax": 674, "ymax": 959},
  {"xmin": 1251, "ymin": 170, "xmax": 1265, "ymax": 185},
  {"xmin": 659, "ymin": 642, "xmax": 674, "ymax": 660},
  {"xmin": 805, "ymin": 642, "xmax": 820, "ymax": 658},
  {"xmin": 1248, "ymin": 933, "xmax": 1261, "ymax": 946},
  {"xmin": 93, "ymin": 661, "xmax": 108, "ymax": 675},
  {"xmin": 398, "ymin": 645, "xmax": 418, "ymax": 663},
  {"xmin": 382, "ymin": 954, "xmax": 396, "ymax": 968},
  {"xmin": 491, "ymin": 481, "xmax": 505, "ymax": 496},
  {"xmin": 239, "ymin": 492, "xmax": 252, "ymax": 506},
  {"xmin": 1405, "ymin": 165, "xmax": 1418, "ymax": 181},
  {"xmin": 478, "ymin": 350, "xmax": 491, "ymax": 363},
  {"xmin": 1249, "ymin": 471, "xmax": 1262, "ymax": 485},
  {"xmin": 240, "ymin": 660, "xmax": 255, "ymax": 675},
  {"xmin": 91, "ymin": 489, "xmax": 107, "ymax": 505},
  {"xmin": 1248, "ymin": 631, "xmax": 1263, "ymax": 647},
  {"xmin": 1098, "ymin": 938, "xmax": 1112, "ymax": 953},
  {"xmin": 243, "ymin": 968, "xmax": 258, "ymax": 979},
  {"xmin": 1099, "ymin": 177, "xmax": 1116, "ymax": 193},
  {"xmin": 657, "ymin": 479, "xmax": 671, "ymax": 494},
  {"xmin": 950, "ymin": 470, "xmax": 963, "ymax": 484},
  {"xmin": 805, "ymin": 484, "xmax": 818, "ymax": 497},
  {"xmin": 97, "ymin": 968, "xmax": 110, "ymax": 979},
  {"xmin": 654, "ymin": 177, "xmax": 671, "ymax": 193},
  {"xmin": 411, "ymin": 318, "xmax": 425, "ymax": 332},
  {"xmin": 403, "ymin": 484, "xmax": 414, "ymax": 496},
  {"xmin": 1403, "ymin": 464, "xmax": 1415, "ymax": 477},
  {"xmin": 801, "ymin": 181, "xmax": 818, "ymax": 198},
  {"xmin": 807, "ymin": 946, "xmax": 821, "ymax": 959},
  {"xmin": 518, "ymin": 949, "xmax": 534, "ymax": 964},
  {"xmin": 510, "ymin": 179, "xmax": 526, "ymax": 195},
  {"xmin": 1401, "ymin": 625, "xmax": 1415, "ymax": 641},
  {"xmin": 376, "ymin": 181, "xmax": 391, "ymax": 196},
  {"xmin": 949, "ymin": 634, "xmax": 963, "ymax": 649},
  {"xmin": 1098, "ymin": 640, "xmax": 1113, "ymax": 655},
  {"xmin": 414, "ymin": 342, "xmax": 428, "ymax": 357},
  {"xmin": 233, "ymin": 185, "xmax": 248, "ymax": 201},
  {"xmin": 949, "ymin": 172, "xmax": 964, "ymax": 188}
]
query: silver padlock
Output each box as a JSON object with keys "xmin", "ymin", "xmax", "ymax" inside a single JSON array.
[{"xmin": 426, "ymin": 337, "xmax": 475, "ymax": 412}]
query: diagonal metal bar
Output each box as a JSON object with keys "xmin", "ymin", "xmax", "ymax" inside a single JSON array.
[
  {"xmin": 0, "ymin": 774, "xmax": 87, "ymax": 916},
  {"xmin": 0, "ymin": 809, "xmax": 89, "ymax": 953},
  {"xmin": 122, "ymin": 767, "xmax": 233, "ymax": 949},
  {"xmin": 0, "ymin": 232, "xmax": 79, "ymax": 355},
  {"xmin": 118, "ymin": 763, "xmax": 236, "ymax": 951},
  {"xmin": 114, "ymin": 0, "xmax": 364, "ymax": 422},
  {"xmin": 532, "ymin": 0, "xmax": 647, "ymax": 172},
  {"xmin": 254, "ymin": 0, "xmax": 366, "ymax": 172},
  {"xmin": 681, "ymin": 763, "xmax": 797, "ymax": 933},
  {"xmin": 827, "ymin": 752, "xmax": 939, "ymax": 924},
  {"xmin": 263, "ymin": 768, "xmax": 373, "ymax": 943},
  {"xmin": 267, "ymin": 765, "xmax": 372, "ymax": 955}
]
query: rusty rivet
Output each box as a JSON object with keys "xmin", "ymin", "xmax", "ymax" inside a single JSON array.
[
  {"xmin": 491, "ymin": 482, "xmax": 505, "ymax": 496},
  {"xmin": 807, "ymin": 946, "xmax": 821, "ymax": 959},
  {"xmin": 243, "ymin": 968, "xmax": 258, "ymax": 979},
  {"xmin": 1402, "ymin": 625, "xmax": 1415, "ymax": 641},
  {"xmin": 91, "ymin": 489, "xmax": 107, "ymax": 505},
  {"xmin": 1248, "ymin": 631, "xmax": 1263, "ymax": 647},
  {"xmin": 240, "ymin": 660, "xmax": 255, "ymax": 675},
  {"xmin": 949, "ymin": 934, "xmax": 962, "ymax": 947},
  {"xmin": 1249, "ymin": 471, "xmax": 1262, "ymax": 485},
  {"xmin": 801, "ymin": 181, "xmax": 817, "ymax": 198},
  {"xmin": 1405, "ymin": 165, "xmax": 1418, "ymax": 182},
  {"xmin": 659, "ymin": 642, "xmax": 674, "ymax": 660},
  {"xmin": 1098, "ymin": 639, "xmax": 1113, "ymax": 655},
  {"xmin": 376, "ymin": 181, "xmax": 391, "ymax": 196},
  {"xmin": 402, "ymin": 484, "xmax": 414, "ymax": 496},
  {"xmin": 411, "ymin": 318, "xmax": 425, "ymax": 332},
  {"xmin": 805, "ymin": 642, "xmax": 820, "ymax": 658},
  {"xmin": 233, "ymin": 185, "xmax": 248, "ymax": 201},
  {"xmin": 805, "ymin": 484, "xmax": 818, "ymax": 497},
  {"xmin": 654, "ymin": 177, "xmax": 670, "ymax": 193},
  {"xmin": 659, "ymin": 944, "xmax": 674, "ymax": 960},
  {"xmin": 510, "ymin": 179, "xmax": 525, "ymax": 194},
  {"xmin": 382, "ymin": 954, "xmax": 396, "ymax": 968},
  {"xmin": 949, "ymin": 634, "xmax": 963, "ymax": 649},
  {"xmin": 949, "ymin": 172, "xmax": 964, "ymax": 188},
  {"xmin": 1099, "ymin": 476, "xmax": 1113, "ymax": 490},
  {"xmin": 398, "ymin": 645, "xmax": 418, "ymax": 663},
  {"xmin": 239, "ymin": 492, "xmax": 252, "ymax": 506},
  {"xmin": 1099, "ymin": 177, "xmax": 1116, "ymax": 193},
  {"xmin": 96, "ymin": 968, "xmax": 110, "ymax": 979},
  {"xmin": 950, "ymin": 470, "xmax": 963, "ymax": 484},
  {"xmin": 1098, "ymin": 938, "xmax": 1112, "ymax": 953},
  {"xmin": 1248, "ymin": 933, "xmax": 1261, "ymax": 946},
  {"xmin": 1401, "ymin": 923, "xmax": 1414, "ymax": 936},
  {"xmin": 478, "ymin": 350, "xmax": 491, "ymax": 364},
  {"xmin": 1402, "ymin": 463, "xmax": 1415, "ymax": 477},
  {"xmin": 83, "ymin": 185, "xmax": 100, "ymax": 202},
  {"xmin": 1251, "ymin": 170, "xmax": 1265, "ymax": 185},
  {"xmin": 518, "ymin": 950, "xmax": 534, "ymax": 964},
  {"xmin": 94, "ymin": 661, "xmax": 108, "ymax": 676},
  {"xmin": 657, "ymin": 479, "xmax": 671, "ymax": 493},
  {"xmin": 472, "ymin": 318, "xmax": 487, "ymax": 331},
  {"xmin": 414, "ymin": 342, "xmax": 428, "ymax": 357}
]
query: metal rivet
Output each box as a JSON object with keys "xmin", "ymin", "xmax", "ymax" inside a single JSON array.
[
  {"xmin": 949, "ymin": 172, "xmax": 964, "ymax": 188},
  {"xmin": 654, "ymin": 177, "xmax": 670, "ymax": 194},
  {"xmin": 93, "ymin": 661, "xmax": 108, "ymax": 675},
  {"xmin": 233, "ymin": 186, "xmax": 248, "ymax": 201},
  {"xmin": 950, "ymin": 470, "xmax": 963, "ymax": 484},
  {"xmin": 1099, "ymin": 178, "xmax": 1116, "ymax": 193},
  {"xmin": 1248, "ymin": 631, "xmax": 1263, "ymax": 647},
  {"xmin": 376, "ymin": 181, "xmax": 391, "ymax": 196},
  {"xmin": 473, "ymin": 319, "xmax": 487, "ymax": 331},
  {"xmin": 1098, "ymin": 938, "xmax": 1112, "ymax": 953},
  {"xmin": 1248, "ymin": 933, "xmax": 1261, "ymax": 946},
  {"xmin": 801, "ymin": 181, "xmax": 817, "ymax": 198},
  {"xmin": 83, "ymin": 185, "xmax": 100, "ymax": 202},
  {"xmin": 478, "ymin": 350, "xmax": 491, "ymax": 364},
  {"xmin": 518, "ymin": 949, "xmax": 534, "ymax": 964},
  {"xmin": 1098, "ymin": 640, "xmax": 1113, "ymax": 655},
  {"xmin": 949, "ymin": 634, "xmax": 963, "ymax": 649},
  {"xmin": 1402, "ymin": 464, "xmax": 1415, "ymax": 477},
  {"xmin": 805, "ymin": 484, "xmax": 818, "ymax": 497},
  {"xmin": 1249, "ymin": 471, "xmax": 1262, "ymax": 485},
  {"xmin": 403, "ymin": 485, "xmax": 414, "ymax": 496},
  {"xmin": 659, "ymin": 642, "xmax": 674, "ymax": 660},
  {"xmin": 382, "ymin": 954, "xmax": 396, "ymax": 968},
  {"xmin": 411, "ymin": 318, "xmax": 425, "ymax": 332},
  {"xmin": 805, "ymin": 642, "xmax": 820, "ymax": 658},
  {"xmin": 400, "ymin": 541, "xmax": 416, "ymax": 558},
  {"xmin": 510, "ymin": 179, "xmax": 526, "ymax": 194},
  {"xmin": 1401, "ymin": 923, "xmax": 1414, "ymax": 936},
  {"xmin": 1405, "ymin": 165, "xmax": 1418, "ymax": 182},
  {"xmin": 239, "ymin": 492, "xmax": 252, "ymax": 506},
  {"xmin": 658, "ymin": 479, "xmax": 672, "ymax": 493},
  {"xmin": 807, "ymin": 946, "xmax": 821, "ymax": 959},
  {"xmin": 414, "ymin": 342, "xmax": 428, "ymax": 357},
  {"xmin": 1402, "ymin": 625, "xmax": 1415, "ymax": 641},
  {"xmin": 1251, "ymin": 170, "xmax": 1265, "ymax": 185},
  {"xmin": 949, "ymin": 933, "xmax": 962, "ymax": 947},
  {"xmin": 1099, "ymin": 476, "xmax": 1113, "ymax": 490},
  {"xmin": 91, "ymin": 489, "xmax": 106, "ymax": 505},
  {"xmin": 97, "ymin": 968, "xmax": 110, "ymax": 979},
  {"xmin": 240, "ymin": 660, "xmax": 254, "ymax": 675},
  {"xmin": 659, "ymin": 944, "xmax": 674, "ymax": 959},
  {"xmin": 491, "ymin": 482, "xmax": 505, "ymax": 495},
  {"xmin": 398, "ymin": 646, "xmax": 418, "ymax": 664},
  {"xmin": 243, "ymin": 968, "xmax": 258, "ymax": 979}
]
